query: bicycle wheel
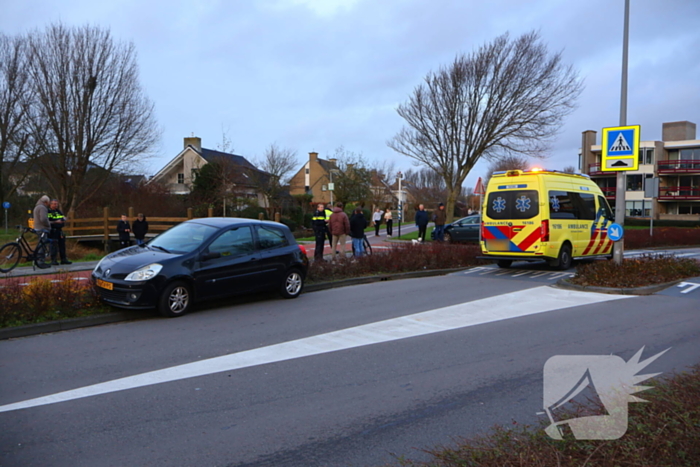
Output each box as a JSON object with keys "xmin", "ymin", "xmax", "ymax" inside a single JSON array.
[
  {"xmin": 34, "ymin": 239, "xmax": 50, "ymax": 264},
  {"xmin": 0, "ymin": 242, "xmax": 22, "ymax": 273},
  {"xmin": 363, "ymin": 236, "xmax": 372, "ymax": 255}
]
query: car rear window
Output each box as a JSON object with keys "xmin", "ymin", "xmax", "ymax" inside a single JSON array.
[
  {"xmin": 257, "ymin": 226, "xmax": 289, "ymax": 250},
  {"xmin": 486, "ymin": 190, "xmax": 539, "ymax": 220}
]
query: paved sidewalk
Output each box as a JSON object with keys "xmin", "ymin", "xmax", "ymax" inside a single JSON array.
[{"xmin": 2, "ymin": 260, "xmax": 99, "ymax": 278}]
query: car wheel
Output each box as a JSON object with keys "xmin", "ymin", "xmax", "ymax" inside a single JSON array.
[
  {"xmin": 555, "ymin": 244, "xmax": 573, "ymax": 270},
  {"xmin": 496, "ymin": 259, "xmax": 512, "ymax": 268},
  {"xmin": 444, "ymin": 232, "xmax": 452, "ymax": 243},
  {"xmin": 158, "ymin": 281, "xmax": 192, "ymax": 317},
  {"xmin": 280, "ymin": 268, "xmax": 304, "ymax": 299}
]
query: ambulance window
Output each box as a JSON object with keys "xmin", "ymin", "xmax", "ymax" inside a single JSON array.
[
  {"xmin": 549, "ymin": 191, "xmax": 575, "ymax": 219},
  {"xmin": 577, "ymin": 193, "xmax": 596, "ymax": 220},
  {"xmin": 487, "ymin": 190, "xmax": 539, "ymax": 220},
  {"xmin": 597, "ymin": 196, "xmax": 615, "ymax": 221}
]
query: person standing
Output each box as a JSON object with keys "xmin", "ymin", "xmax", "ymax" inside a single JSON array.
[
  {"xmin": 384, "ymin": 208, "xmax": 393, "ymax": 237},
  {"xmin": 350, "ymin": 208, "xmax": 368, "ymax": 257},
  {"xmin": 415, "ymin": 204, "xmax": 429, "ymax": 243},
  {"xmin": 372, "ymin": 208, "xmax": 383, "ymax": 236},
  {"xmin": 311, "ymin": 203, "xmax": 328, "ymax": 261},
  {"xmin": 324, "ymin": 204, "xmax": 334, "ymax": 251},
  {"xmin": 132, "ymin": 213, "xmax": 149, "ymax": 246},
  {"xmin": 48, "ymin": 199, "xmax": 72, "ymax": 265},
  {"xmin": 328, "ymin": 202, "xmax": 350, "ymax": 261},
  {"xmin": 117, "ymin": 214, "xmax": 131, "ymax": 249},
  {"xmin": 433, "ymin": 202, "xmax": 447, "ymax": 242},
  {"xmin": 32, "ymin": 195, "xmax": 52, "ymax": 269}
]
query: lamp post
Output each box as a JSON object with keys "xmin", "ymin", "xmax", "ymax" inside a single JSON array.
[
  {"xmin": 329, "ymin": 169, "xmax": 339, "ymax": 206},
  {"xmin": 396, "ymin": 171, "xmax": 404, "ymax": 238}
]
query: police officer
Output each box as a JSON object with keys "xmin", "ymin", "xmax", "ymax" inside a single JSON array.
[
  {"xmin": 48, "ymin": 199, "xmax": 72, "ymax": 265},
  {"xmin": 312, "ymin": 203, "xmax": 328, "ymax": 261}
]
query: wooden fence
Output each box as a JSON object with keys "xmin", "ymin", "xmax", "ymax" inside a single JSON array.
[{"xmin": 63, "ymin": 207, "xmax": 275, "ymax": 250}]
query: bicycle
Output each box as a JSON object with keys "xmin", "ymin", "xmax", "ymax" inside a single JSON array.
[
  {"xmin": 351, "ymin": 234, "xmax": 372, "ymax": 256},
  {"xmin": 0, "ymin": 226, "xmax": 51, "ymax": 273}
]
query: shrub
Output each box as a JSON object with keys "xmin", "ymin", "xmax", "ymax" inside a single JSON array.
[
  {"xmin": 307, "ymin": 243, "xmax": 486, "ymax": 283},
  {"xmin": 395, "ymin": 366, "xmax": 700, "ymax": 467},
  {"xmin": 624, "ymin": 227, "xmax": 700, "ymax": 249},
  {"xmin": 571, "ymin": 255, "xmax": 700, "ymax": 288},
  {"xmin": 0, "ymin": 274, "xmax": 105, "ymax": 327}
]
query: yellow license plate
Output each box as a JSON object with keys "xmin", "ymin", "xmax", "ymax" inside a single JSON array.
[{"xmin": 96, "ymin": 279, "xmax": 113, "ymax": 291}]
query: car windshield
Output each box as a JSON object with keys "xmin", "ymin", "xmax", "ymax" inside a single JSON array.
[{"xmin": 149, "ymin": 222, "xmax": 219, "ymax": 254}]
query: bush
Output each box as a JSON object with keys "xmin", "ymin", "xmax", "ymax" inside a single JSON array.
[
  {"xmin": 279, "ymin": 217, "xmax": 298, "ymax": 232},
  {"xmin": 571, "ymin": 255, "xmax": 700, "ymax": 288},
  {"xmin": 624, "ymin": 227, "xmax": 700, "ymax": 249},
  {"xmin": 395, "ymin": 365, "xmax": 700, "ymax": 467},
  {"xmin": 307, "ymin": 243, "xmax": 486, "ymax": 283},
  {"xmin": 0, "ymin": 274, "xmax": 105, "ymax": 327}
]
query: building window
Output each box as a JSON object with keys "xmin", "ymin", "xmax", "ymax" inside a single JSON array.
[
  {"xmin": 679, "ymin": 205, "xmax": 700, "ymax": 215},
  {"xmin": 626, "ymin": 200, "xmax": 649, "ymax": 217},
  {"xmin": 177, "ymin": 173, "xmax": 184, "ymax": 184},
  {"xmin": 305, "ymin": 168, "xmax": 310, "ymax": 174},
  {"xmin": 626, "ymin": 175, "xmax": 643, "ymax": 191},
  {"xmin": 191, "ymin": 168, "xmax": 199, "ymax": 180},
  {"xmin": 638, "ymin": 148, "xmax": 654, "ymax": 165}
]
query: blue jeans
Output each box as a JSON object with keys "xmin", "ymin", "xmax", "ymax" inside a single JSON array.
[
  {"xmin": 136, "ymin": 238, "xmax": 145, "ymax": 245},
  {"xmin": 434, "ymin": 224, "xmax": 445, "ymax": 241},
  {"xmin": 352, "ymin": 237, "xmax": 364, "ymax": 257}
]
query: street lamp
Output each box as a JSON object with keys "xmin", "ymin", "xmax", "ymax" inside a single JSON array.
[
  {"xmin": 329, "ymin": 169, "xmax": 340, "ymax": 205},
  {"xmin": 396, "ymin": 171, "xmax": 404, "ymax": 238}
]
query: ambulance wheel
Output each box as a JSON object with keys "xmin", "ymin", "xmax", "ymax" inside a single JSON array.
[
  {"xmin": 496, "ymin": 260, "xmax": 512, "ymax": 269},
  {"xmin": 555, "ymin": 244, "xmax": 573, "ymax": 270}
]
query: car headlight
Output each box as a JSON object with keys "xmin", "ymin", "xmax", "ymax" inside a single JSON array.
[{"xmin": 125, "ymin": 263, "xmax": 163, "ymax": 281}]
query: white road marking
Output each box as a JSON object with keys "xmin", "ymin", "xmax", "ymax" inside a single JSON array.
[
  {"xmin": 0, "ymin": 287, "xmax": 631, "ymax": 413},
  {"xmin": 677, "ymin": 282, "xmax": 700, "ymax": 294}
]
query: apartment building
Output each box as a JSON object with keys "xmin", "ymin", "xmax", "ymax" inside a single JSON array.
[{"xmin": 580, "ymin": 121, "xmax": 700, "ymax": 220}]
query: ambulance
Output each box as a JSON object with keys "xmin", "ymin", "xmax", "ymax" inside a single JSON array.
[{"xmin": 479, "ymin": 169, "xmax": 615, "ymax": 270}]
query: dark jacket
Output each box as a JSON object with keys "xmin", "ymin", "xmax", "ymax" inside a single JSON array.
[
  {"xmin": 415, "ymin": 209, "xmax": 429, "ymax": 227},
  {"xmin": 312, "ymin": 209, "xmax": 327, "ymax": 233},
  {"xmin": 433, "ymin": 208, "xmax": 447, "ymax": 226},
  {"xmin": 117, "ymin": 220, "xmax": 131, "ymax": 242},
  {"xmin": 48, "ymin": 208, "xmax": 66, "ymax": 238},
  {"xmin": 328, "ymin": 207, "xmax": 350, "ymax": 236},
  {"xmin": 132, "ymin": 218, "xmax": 149, "ymax": 240},
  {"xmin": 349, "ymin": 213, "xmax": 368, "ymax": 239}
]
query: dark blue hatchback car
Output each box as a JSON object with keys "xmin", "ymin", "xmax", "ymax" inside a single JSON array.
[{"xmin": 92, "ymin": 218, "xmax": 309, "ymax": 317}]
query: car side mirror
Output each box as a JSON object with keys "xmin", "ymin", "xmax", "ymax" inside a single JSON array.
[{"xmin": 201, "ymin": 251, "xmax": 222, "ymax": 261}]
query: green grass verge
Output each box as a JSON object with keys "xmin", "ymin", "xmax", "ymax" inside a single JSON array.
[{"xmin": 398, "ymin": 226, "xmax": 434, "ymax": 241}]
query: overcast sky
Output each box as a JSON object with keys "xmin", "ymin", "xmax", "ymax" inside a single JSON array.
[{"xmin": 2, "ymin": 0, "xmax": 698, "ymax": 190}]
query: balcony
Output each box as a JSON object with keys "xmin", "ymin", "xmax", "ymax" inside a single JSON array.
[
  {"xmin": 598, "ymin": 187, "xmax": 616, "ymax": 199},
  {"xmin": 657, "ymin": 186, "xmax": 700, "ymax": 201},
  {"xmin": 657, "ymin": 160, "xmax": 700, "ymax": 174}
]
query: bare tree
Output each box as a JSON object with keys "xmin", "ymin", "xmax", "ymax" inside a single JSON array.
[
  {"xmin": 253, "ymin": 143, "xmax": 298, "ymax": 216},
  {"xmin": 403, "ymin": 167, "xmax": 448, "ymax": 207},
  {"xmin": 483, "ymin": 154, "xmax": 532, "ymax": 187},
  {"xmin": 388, "ymin": 31, "xmax": 583, "ymax": 222},
  {"xmin": 0, "ymin": 33, "xmax": 34, "ymax": 204},
  {"xmin": 562, "ymin": 165, "xmax": 577, "ymax": 174},
  {"xmin": 25, "ymin": 24, "xmax": 159, "ymax": 211}
]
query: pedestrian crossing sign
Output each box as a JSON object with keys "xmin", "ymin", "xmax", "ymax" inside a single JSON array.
[{"xmin": 601, "ymin": 125, "xmax": 640, "ymax": 171}]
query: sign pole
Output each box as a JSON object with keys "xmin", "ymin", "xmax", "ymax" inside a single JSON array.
[{"xmin": 613, "ymin": 0, "xmax": 630, "ymax": 266}]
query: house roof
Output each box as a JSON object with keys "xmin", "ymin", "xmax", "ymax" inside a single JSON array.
[{"xmin": 199, "ymin": 148, "xmax": 258, "ymax": 170}]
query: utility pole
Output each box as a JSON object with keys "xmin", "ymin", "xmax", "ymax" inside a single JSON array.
[{"xmin": 613, "ymin": 0, "xmax": 630, "ymax": 266}]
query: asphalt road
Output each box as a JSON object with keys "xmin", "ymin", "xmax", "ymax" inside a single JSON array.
[{"xmin": 1, "ymin": 266, "xmax": 699, "ymax": 466}]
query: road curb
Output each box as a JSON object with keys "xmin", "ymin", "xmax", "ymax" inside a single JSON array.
[
  {"xmin": 0, "ymin": 267, "xmax": 469, "ymax": 340},
  {"xmin": 304, "ymin": 267, "xmax": 469, "ymax": 292},
  {"xmin": 554, "ymin": 278, "xmax": 683, "ymax": 295},
  {"xmin": 0, "ymin": 311, "xmax": 146, "ymax": 340}
]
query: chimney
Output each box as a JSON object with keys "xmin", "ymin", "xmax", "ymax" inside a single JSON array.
[
  {"xmin": 329, "ymin": 158, "xmax": 337, "ymax": 168},
  {"xmin": 184, "ymin": 136, "xmax": 202, "ymax": 151},
  {"xmin": 662, "ymin": 121, "xmax": 696, "ymax": 141},
  {"xmin": 309, "ymin": 151, "xmax": 318, "ymax": 162}
]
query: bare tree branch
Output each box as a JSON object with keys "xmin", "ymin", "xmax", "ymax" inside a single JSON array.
[
  {"xmin": 388, "ymin": 31, "xmax": 583, "ymax": 222},
  {"xmin": 25, "ymin": 23, "xmax": 160, "ymax": 211}
]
